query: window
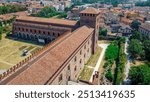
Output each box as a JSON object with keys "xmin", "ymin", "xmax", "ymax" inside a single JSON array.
[
  {"xmin": 80, "ymin": 50, "xmax": 82, "ymax": 55},
  {"xmin": 74, "ymin": 56, "xmax": 77, "ymax": 62},
  {"xmin": 80, "ymin": 59, "xmax": 82, "ymax": 64},
  {"xmin": 84, "ymin": 54, "xmax": 86, "ymax": 58},
  {"xmin": 59, "ymin": 74, "xmax": 63, "ymax": 83},
  {"xmin": 88, "ymin": 48, "xmax": 89, "ymax": 52},
  {"xmin": 68, "ymin": 65, "xmax": 70, "ymax": 70},
  {"xmin": 48, "ymin": 32, "xmax": 50, "ymax": 35},
  {"xmin": 84, "ymin": 45, "xmax": 86, "ymax": 49},
  {"xmin": 43, "ymin": 31, "xmax": 45, "ymax": 34},
  {"xmin": 74, "ymin": 66, "xmax": 77, "ymax": 71},
  {"xmin": 58, "ymin": 33, "xmax": 60, "ymax": 36}
]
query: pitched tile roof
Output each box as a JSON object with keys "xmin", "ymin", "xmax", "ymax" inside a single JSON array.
[
  {"xmin": 16, "ymin": 16, "xmax": 78, "ymax": 26},
  {"xmin": 80, "ymin": 7, "xmax": 100, "ymax": 14},
  {"xmin": 140, "ymin": 23, "xmax": 150, "ymax": 31},
  {"xmin": 7, "ymin": 26, "xmax": 94, "ymax": 85}
]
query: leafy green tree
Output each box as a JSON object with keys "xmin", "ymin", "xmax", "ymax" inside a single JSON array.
[
  {"xmin": 129, "ymin": 64, "xmax": 150, "ymax": 85},
  {"xmin": 0, "ymin": 22, "xmax": 2, "ymax": 26},
  {"xmin": 32, "ymin": 7, "xmax": 59, "ymax": 18},
  {"xmin": 0, "ymin": 5, "xmax": 26, "ymax": 15},
  {"xmin": 135, "ymin": 1, "xmax": 150, "ymax": 6},
  {"xmin": 128, "ymin": 39, "xmax": 144, "ymax": 59},
  {"xmin": 58, "ymin": 12, "xmax": 67, "ymax": 18},
  {"xmin": 6, "ymin": 31, "xmax": 11, "ymax": 37},
  {"xmin": 130, "ymin": 31, "xmax": 143, "ymax": 41},
  {"xmin": 143, "ymin": 40, "xmax": 150, "ymax": 61},
  {"xmin": 105, "ymin": 44, "xmax": 119, "ymax": 60},
  {"xmin": 105, "ymin": 68, "xmax": 114, "ymax": 82},
  {"xmin": 115, "ymin": 69, "xmax": 121, "ymax": 85},
  {"xmin": 0, "ymin": 27, "xmax": 2, "ymax": 40},
  {"xmin": 130, "ymin": 20, "xmax": 141, "ymax": 30},
  {"xmin": 99, "ymin": 28, "xmax": 107, "ymax": 36}
]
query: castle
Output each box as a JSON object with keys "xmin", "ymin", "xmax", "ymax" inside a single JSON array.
[{"xmin": 0, "ymin": 7, "xmax": 100, "ymax": 85}]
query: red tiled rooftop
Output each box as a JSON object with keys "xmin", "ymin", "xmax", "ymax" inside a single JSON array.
[
  {"xmin": 16, "ymin": 16, "xmax": 78, "ymax": 26},
  {"xmin": 140, "ymin": 23, "xmax": 150, "ymax": 31},
  {"xmin": 7, "ymin": 26, "xmax": 94, "ymax": 85},
  {"xmin": 80, "ymin": 7, "xmax": 100, "ymax": 14}
]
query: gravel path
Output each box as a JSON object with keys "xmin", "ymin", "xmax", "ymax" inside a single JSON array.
[{"xmin": 89, "ymin": 44, "xmax": 109, "ymax": 82}]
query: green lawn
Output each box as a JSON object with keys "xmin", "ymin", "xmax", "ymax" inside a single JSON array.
[
  {"xmin": 0, "ymin": 34, "xmax": 43, "ymax": 70},
  {"xmin": 86, "ymin": 47, "xmax": 102, "ymax": 67},
  {"xmin": 78, "ymin": 66, "xmax": 94, "ymax": 82}
]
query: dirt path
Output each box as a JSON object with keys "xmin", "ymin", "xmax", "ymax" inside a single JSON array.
[{"xmin": 89, "ymin": 44, "xmax": 109, "ymax": 82}]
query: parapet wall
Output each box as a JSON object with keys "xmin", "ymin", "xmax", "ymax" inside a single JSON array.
[{"xmin": 0, "ymin": 30, "xmax": 71, "ymax": 84}]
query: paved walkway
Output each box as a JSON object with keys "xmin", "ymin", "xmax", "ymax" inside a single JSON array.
[
  {"xmin": 89, "ymin": 44, "xmax": 109, "ymax": 82},
  {"xmin": 68, "ymin": 81, "xmax": 89, "ymax": 85},
  {"xmin": 124, "ymin": 38, "xmax": 131, "ymax": 84},
  {"xmin": 85, "ymin": 65, "xmax": 94, "ymax": 69}
]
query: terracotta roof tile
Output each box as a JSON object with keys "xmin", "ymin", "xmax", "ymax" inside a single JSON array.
[
  {"xmin": 16, "ymin": 16, "xmax": 78, "ymax": 26},
  {"xmin": 140, "ymin": 23, "xmax": 150, "ymax": 31},
  {"xmin": 7, "ymin": 26, "xmax": 94, "ymax": 85},
  {"xmin": 80, "ymin": 7, "xmax": 100, "ymax": 14}
]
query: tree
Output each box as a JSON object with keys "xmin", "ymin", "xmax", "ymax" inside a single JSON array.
[
  {"xmin": 105, "ymin": 43, "xmax": 119, "ymax": 60},
  {"xmin": 130, "ymin": 20, "xmax": 141, "ymax": 30},
  {"xmin": 0, "ymin": 27, "xmax": 2, "ymax": 40},
  {"xmin": 32, "ymin": 7, "xmax": 59, "ymax": 18},
  {"xmin": 58, "ymin": 12, "xmax": 67, "ymax": 18},
  {"xmin": 99, "ymin": 28, "xmax": 107, "ymax": 36},
  {"xmin": 143, "ymin": 40, "xmax": 150, "ymax": 61},
  {"xmin": 0, "ymin": 5, "xmax": 27, "ymax": 15},
  {"xmin": 130, "ymin": 31, "xmax": 143, "ymax": 42},
  {"xmin": 6, "ymin": 31, "xmax": 11, "ymax": 37},
  {"xmin": 128, "ymin": 39, "xmax": 144, "ymax": 59},
  {"xmin": 129, "ymin": 64, "xmax": 150, "ymax": 85},
  {"xmin": 105, "ymin": 68, "xmax": 114, "ymax": 82}
]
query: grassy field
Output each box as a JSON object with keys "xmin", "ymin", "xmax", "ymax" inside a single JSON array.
[
  {"xmin": 78, "ymin": 46, "xmax": 103, "ymax": 82},
  {"xmin": 98, "ymin": 40, "xmax": 110, "ymax": 44},
  {"xmin": 78, "ymin": 66, "xmax": 94, "ymax": 82},
  {"xmin": 86, "ymin": 47, "xmax": 102, "ymax": 67},
  {"xmin": 130, "ymin": 60, "xmax": 150, "ymax": 67},
  {"xmin": 0, "ymin": 34, "xmax": 43, "ymax": 70}
]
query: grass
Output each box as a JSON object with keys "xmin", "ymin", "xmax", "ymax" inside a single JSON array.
[
  {"xmin": 78, "ymin": 66, "xmax": 94, "ymax": 82},
  {"xmin": 0, "ymin": 62, "xmax": 12, "ymax": 70},
  {"xmin": 130, "ymin": 60, "xmax": 150, "ymax": 67},
  {"xmin": 98, "ymin": 40, "xmax": 110, "ymax": 44},
  {"xmin": 86, "ymin": 47, "xmax": 102, "ymax": 67},
  {"xmin": 0, "ymin": 34, "xmax": 43, "ymax": 70}
]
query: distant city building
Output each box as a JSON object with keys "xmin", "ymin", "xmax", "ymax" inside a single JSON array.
[{"xmin": 139, "ymin": 23, "xmax": 150, "ymax": 39}]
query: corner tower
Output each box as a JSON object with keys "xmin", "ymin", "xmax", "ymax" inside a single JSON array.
[{"xmin": 80, "ymin": 7, "xmax": 100, "ymax": 54}]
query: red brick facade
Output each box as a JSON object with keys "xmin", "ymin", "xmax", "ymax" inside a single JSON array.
[{"xmin": 0, "ymin": 8, "xmax": 100, "ymax": 85}]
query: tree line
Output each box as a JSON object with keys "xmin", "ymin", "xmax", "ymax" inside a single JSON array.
[
  {"xmin": 0, "ymin": 5, "xmax": 27, "ymax": 15},
  {"xmin": 31, "ymin": 6, "xmax": 67, "ymax": 18},
  {"xmin": 135, "ymin": 1, "xmax": 150, "ymax": 7}
]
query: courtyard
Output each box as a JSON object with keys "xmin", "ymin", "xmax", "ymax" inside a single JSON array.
[{"xmin": 0, "ymin": 34, "xmax": 43, "ymax": 71}]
